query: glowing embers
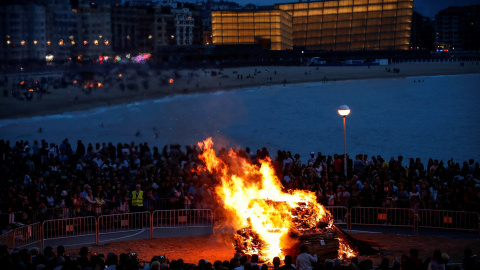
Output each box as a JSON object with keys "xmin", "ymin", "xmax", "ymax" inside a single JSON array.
[
  {"xmin": 338, "ymin": 237, "xmax": 357, "ymax": 260},
  {"xmin": 83, "ymin": 80, "xmax": 104, "ymax": 89}
]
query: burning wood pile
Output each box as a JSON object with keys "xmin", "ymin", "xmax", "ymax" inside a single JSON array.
[
  {"xmin": 233, "ymin": 200, "xmax": 359, "ymax": 262},
  {"xmin": 196, "ymin": 138, "xmax": 371, "ymax": 263}
]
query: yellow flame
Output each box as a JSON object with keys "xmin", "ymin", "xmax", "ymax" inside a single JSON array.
[
  {"xmin": 338, "ymin": 237, "xmax": 357, "ymax": 260},
  {"xmin": 197, "ymin": 138, "xmax": 334, "ymax": 261}
]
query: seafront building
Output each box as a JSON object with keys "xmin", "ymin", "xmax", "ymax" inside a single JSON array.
[
  {"xmin": 171, "ymin": 8, "xmax": 195, "ymax": 46},
  {"xmin": 0, "ymin": 3, "xmax": 48, "ymax": 61},
  {"xmin": 75, "ymin": 1, "xmax": 113, "ymax": 58},
  {"xmin": 435, "ymin": 5, "xmax": 480, "ymax": 52},
  {"xmin": 111, "ymin": 4, "xmax": 159, "ymax": 53},
  {"xmin": 2, "ymin": 0, "xmax": 479, "ymax": 63},
  {"xmin": 212, "ymin": 9, "xmax": 293, "ymax": 51},
  {"xmin": 212, "ymin": 0, "xmax": 414, "ymax": 51},
  {"xmin": 45, "ymin": 0, "xmax": 78, "ymax": 61},
  {"xmin": 111, "ymin": 3, "xmax": 195, "ymax": 54}
]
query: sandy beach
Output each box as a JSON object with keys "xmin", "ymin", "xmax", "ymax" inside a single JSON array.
[
  {"xmin": 1, "ymin": 62, "xmax": 479, "ymax": 120},
  {"xmin": 64, "ymin": 232, "xmax": 480, "ymax": 266}
]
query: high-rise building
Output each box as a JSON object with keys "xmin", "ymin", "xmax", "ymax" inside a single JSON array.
[
  {"xmin": 0, "ymin": 3, "xmax": 48, "ymax": 61},
  {"xmin": 201, "ymin": 10, "xmax": 213, "ymax": 45},
  {"xmin": 212, "ymin": 10, "xmax": 293, "ymax": 50},
  {"xmin": 171, "ymin": 8, "xmax": 195, "ymax": 45},
  {"xmin": 45, "ymin": 0, "xmax": 77, "ymax": 61},
  {"xmin": 464, "ymin": 6, "xmax": 480, "ymax": 51},
  {"xmin": 75, "ymin": 1, "xmax": 113, "ymax": 58},
  {"xmin": 410, "ymin": 11, "xmax": 435, "ymax": 51},
  {"xmin": 111, "ymin": 4, "xmax": 156, "ymax": 53},
  {"xmin": 191, "ymin": 8, "xmax": 205, "ymax": 45},
  {"xmin": 152, "ymin": 7, "xmax": 176, "ymax": 49},
  {"xmin": 435, "ymin": 7, "xmax": 464, "ymax": 51},
  {"xmin": 111, "ymin": 3, "xmax": 179, "ymax": 55},
  {"xmin": 212, "ymin": 0, "xmax": 413, "ymax": 51},
  {"xmin": 435, "ymin": 5, "xmax": 480, "ymax": 51}
]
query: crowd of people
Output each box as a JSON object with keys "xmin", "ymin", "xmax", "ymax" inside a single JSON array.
[
  {"xmin": 0, "ymin": 138, "xmax": 479, "ymax": 229},
  {"xmin": 1, "ymin": 138, "xmax": 479, "ymax": 269},
  {"xmin": 0, "ymin": 244, "xmax": 478, "ymax": 270}
]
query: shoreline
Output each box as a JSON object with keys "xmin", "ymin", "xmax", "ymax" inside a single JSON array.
[{"xmin": 1, "ymin": 62, "xmax": 479, "ymax": 120}]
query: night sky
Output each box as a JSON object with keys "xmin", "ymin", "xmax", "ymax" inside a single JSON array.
[{"xmin": 181, "ymin": 0, "xmax": 480, "ymax": 19}]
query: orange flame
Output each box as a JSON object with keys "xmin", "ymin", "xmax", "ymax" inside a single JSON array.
[
  {"xmin": 337, "ymin": 237, "xmax": 357, "ymax": 260},
  {"xmin": 197, "ymin": 138, "xmax": 335, "ymax": 261}
]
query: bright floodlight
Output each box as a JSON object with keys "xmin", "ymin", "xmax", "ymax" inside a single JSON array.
[{"xmin": 338, "ymin": 105, "xmax": 350, "ymax": 116}]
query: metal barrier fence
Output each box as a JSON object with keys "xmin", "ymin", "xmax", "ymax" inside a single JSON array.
[
  {"xmin": 42, "ymin": 216, "xmax": 97, "ymax": 250},
  {"xmin": 325, "ymin": 206, "xmax": 349, "ymax": 225},
  {"xmin": 350, "ymin": 207, "xmax": 416, "ymax": 232},
  {"xmin": 98, "ymin": 211, "xmax": 151, "ymax": 238},
  {"xmin": 0, "ymin": 199, "xmax": 186, "ymax": 232},
  {"xmin": 1, "ymin": 207, "xmax": 95, "ymax": 232},
  {"xmin": 2, "ymin": 208, "xmax": 479, "ymax": 250},
  {"xmin": 2, "ymin": 197, "xmax": 474, "ymax": 230},
  {"xmin": 417, "ymin": 209, "xmax": 480, "ymax": 233},
  {"xmin": 0, "ymin": 229, "xmax": 15, "ymax": 248},
  {"xmin": 14, "ymin": 222, "xmax": 42, "ymax": 249},
  {"xmin": 151, "ymin": 209, "xmax": 214, "ymax": 236}
]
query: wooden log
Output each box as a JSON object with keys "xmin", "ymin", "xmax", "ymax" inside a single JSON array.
[{"xmin": 284, "ymin": 236, "xmax": 340, "ymax": 263}]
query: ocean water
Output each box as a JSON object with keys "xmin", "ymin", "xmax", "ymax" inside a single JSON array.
[{"xmin": 1, "ymin": 74, "xmax": 479, "ymax": 164}]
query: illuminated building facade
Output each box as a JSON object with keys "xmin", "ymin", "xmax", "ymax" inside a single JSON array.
[
  {"xmin": 0, "ymin": 4, "xmax": 48, "ymax": 61},
  {"xmin": 45, "ymin": 0, "xmax": 77, "ymax": 61},
  {"xmin": 212, "ymin": 10, "xmax": 293, "ymax": 50},
  {"xmin": 212, "ymin": 0, "xmax": 413, "ymax": 51},
  {"xmin": 75, "ymin": 1, "xmax": 113, "ymax": 57},
  {"xmin": 171, "ymin": 8, "xmax": 195, "ymax": 45}
]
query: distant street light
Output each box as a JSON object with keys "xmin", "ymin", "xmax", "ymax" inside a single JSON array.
[{"xmin": 338, "ymin": 105, "xmax": 350, "ymax": 178}]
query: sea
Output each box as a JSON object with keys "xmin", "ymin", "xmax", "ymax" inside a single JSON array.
[{"xmin": 1, "ymin": 73, "xmax": 479, "ymax": 164}]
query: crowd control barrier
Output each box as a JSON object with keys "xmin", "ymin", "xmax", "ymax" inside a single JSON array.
[
  {"xmin": 349, "ymin": 207, "xmax": 416, "ymax": 233},
  {"xmin": 98, "ymin": 211, "xmax": 151, "ymax": 242},
  {"xmin": 42, "ymin": 216, "xmax": 97, "ymax": 250},
  {"xmin": 151, "ymin": 209, "xmax": 214, "ymax": 237},
  {"xmin": 326, "ymin": 206, "xmax": 349, "ymax": 225},
  {"xmin": 417, "ymin": 209, "xmax": 479, "ymax": 234},
  {"xmin": 3, "ymin": 208, "xmax": 479, "ymax": 250},
  {"xmin": 0, "ymin": 229, "xmax": 15, "ymax": 248},
  {"xmin": 14, "ymin": 222, "xmax": 42, "ymax": 249}
]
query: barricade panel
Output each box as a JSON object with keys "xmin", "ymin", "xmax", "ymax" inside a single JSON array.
[
  {"xmin": 152, "ymin": 209, "xmax": 213, "ymax": 228},
  {"xmin": 42, "ymin": 216, "xmax": 97, "ymax": 241},
  {"xmin": 325, "ymin": 206, "xmax": 349, "ymax": 225},
  {"xmin": 417, "ymin": 210, "xmax": 479, "ymax": 231},
  {"xmin": 8, "ymin": 206, "xmax": 479, "ymax": 250},
  {"xmin": 350, "ymin": 207, "xmax": 415, "ymax": 227},
  {"xmin": 0, "ymin": 230, "xmax": 15, "ymax": 248},
  {"xmin": 14, "ymin": 222, "xmax": 42, "ymax": 249},
  {"xmin": 98, "ymin": 212, "xmax": 151, "ymax": 235}
]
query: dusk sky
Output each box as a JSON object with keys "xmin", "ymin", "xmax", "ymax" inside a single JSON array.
[{"xmin": 183, "ymin": 0, "xmax": 480, "ymax": 19}]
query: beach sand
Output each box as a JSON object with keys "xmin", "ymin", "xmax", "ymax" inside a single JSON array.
[
  {"xmin": 1, "ymin": 62, "xmax": 479, "ymax": 120},
  {"xmin": 65, "ymin": 232, "xmax": 480, "ymax": 266}
]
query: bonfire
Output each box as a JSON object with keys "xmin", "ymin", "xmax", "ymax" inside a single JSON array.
[{"xmin": 196, "ymin": 138, "xmax": 365, "ymax": 263}]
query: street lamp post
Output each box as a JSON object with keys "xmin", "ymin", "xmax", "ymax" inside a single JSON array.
[{"xmin": 338, "ymin": 105, "xmax": 351, "ymax": 178}]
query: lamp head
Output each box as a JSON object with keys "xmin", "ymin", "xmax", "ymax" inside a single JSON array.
[{"xmin": 338, "ymin": 105, "xmax": 350, "ymax": 116}]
